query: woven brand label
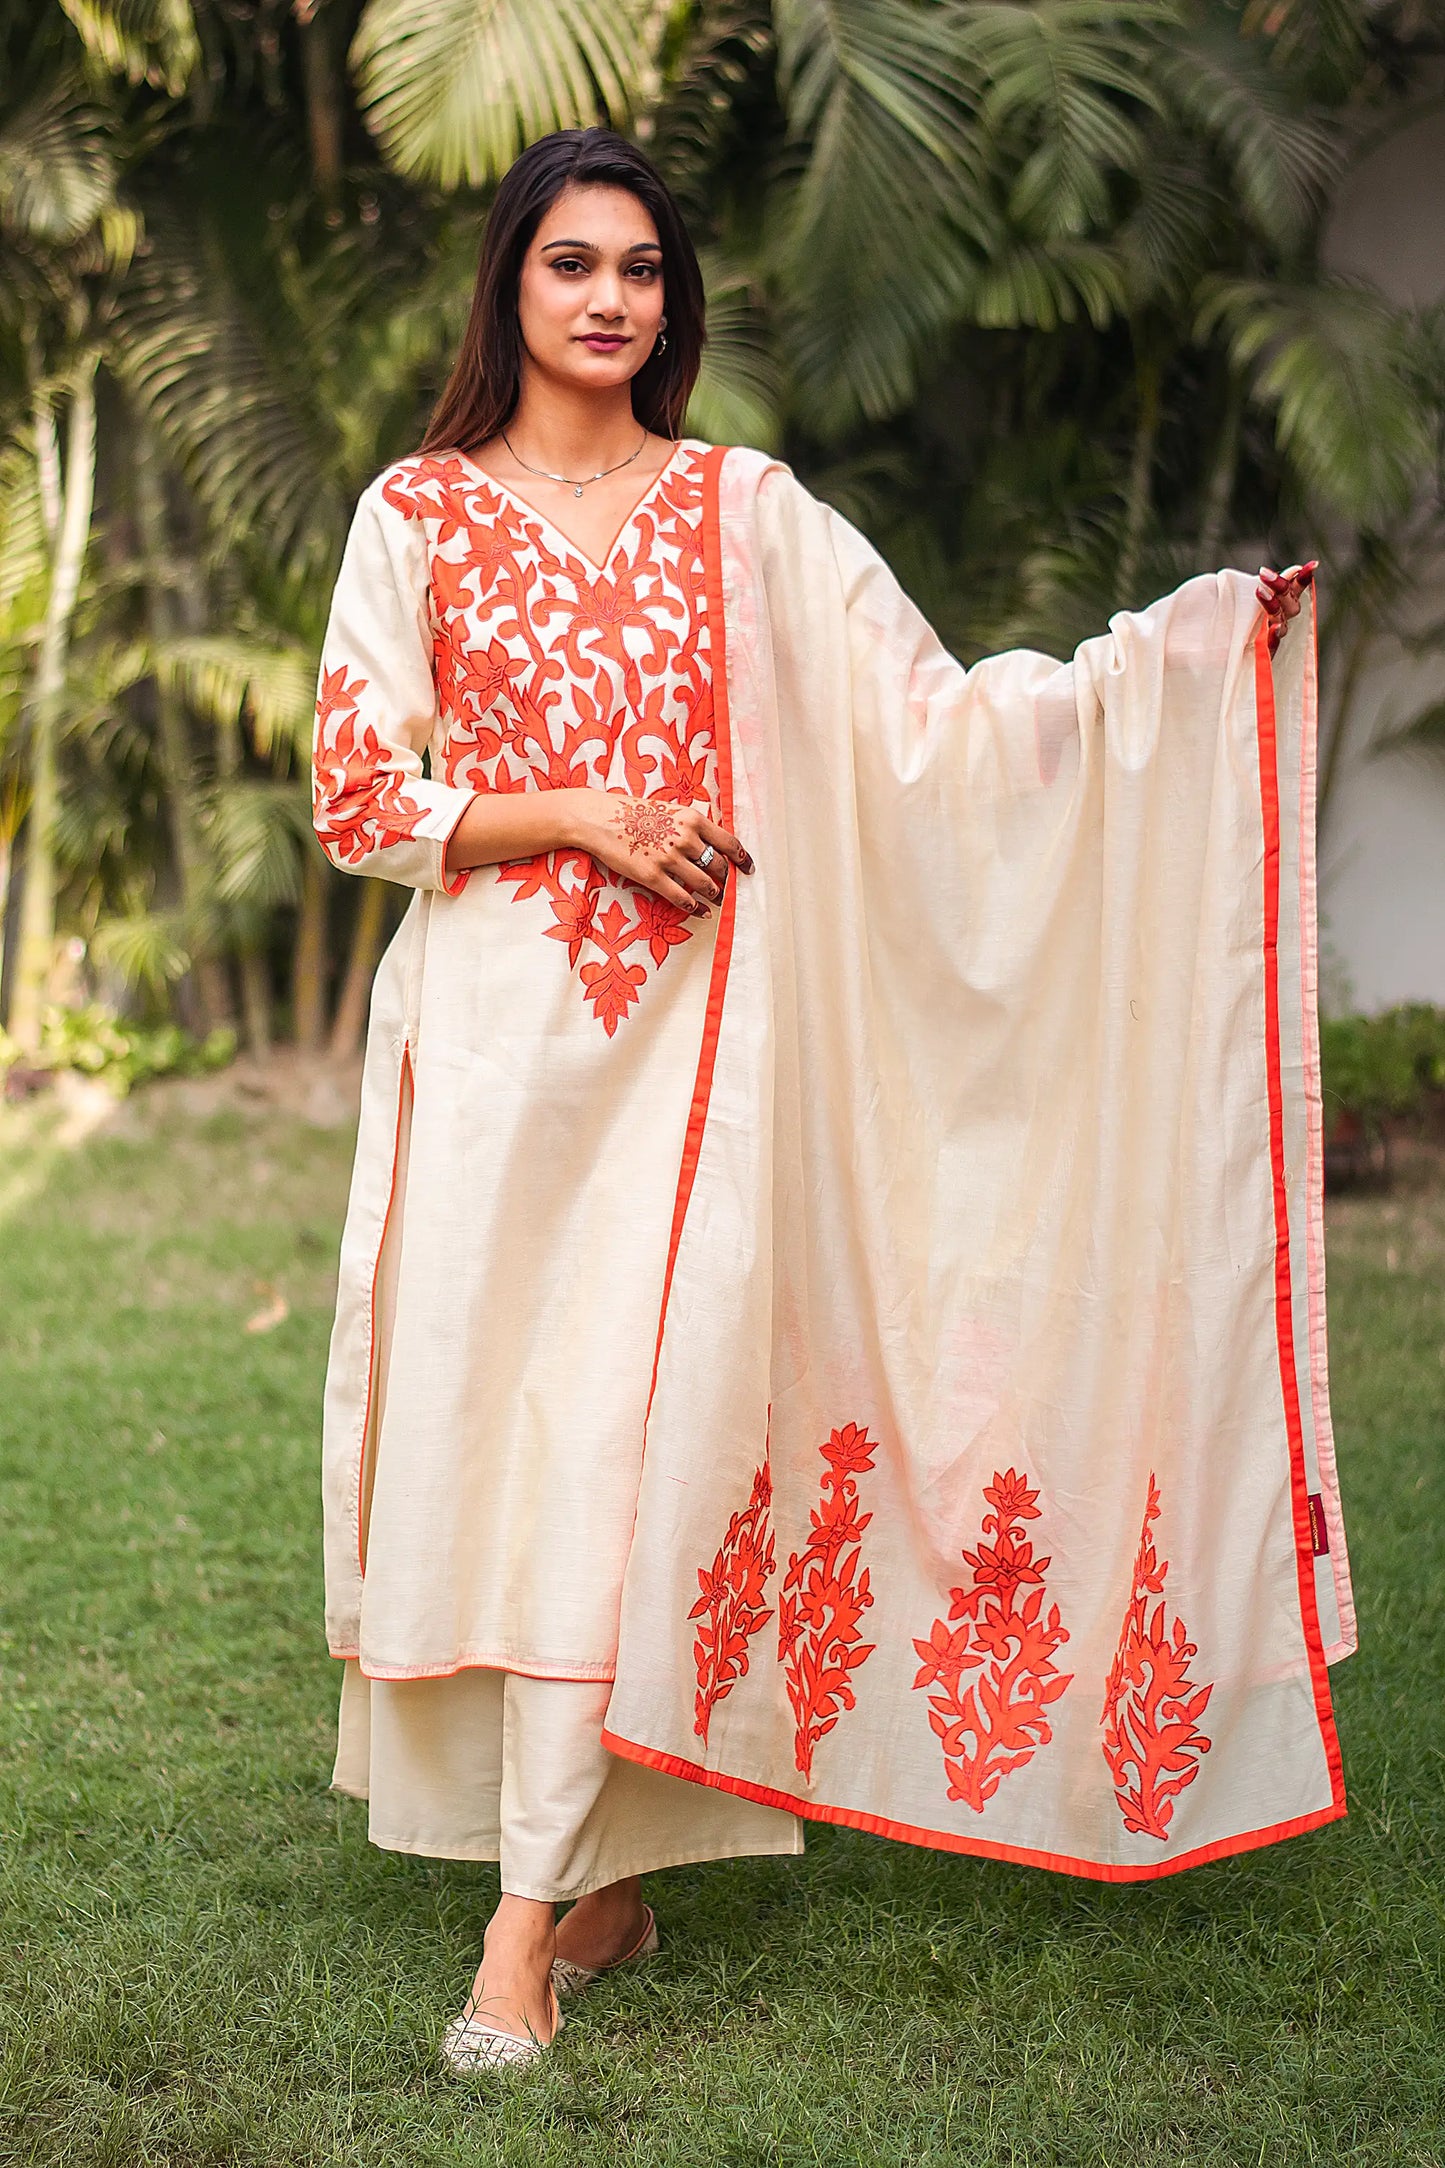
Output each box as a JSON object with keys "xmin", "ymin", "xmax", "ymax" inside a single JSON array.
[{"xmin": 1308, "ymin": 1493, "xmax": 1329, "ymax": 1557}]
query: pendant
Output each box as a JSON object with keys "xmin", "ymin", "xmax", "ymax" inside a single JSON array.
[{"xmin": 574, "ymin": 484, "xmax": 584, "ymax": 498}]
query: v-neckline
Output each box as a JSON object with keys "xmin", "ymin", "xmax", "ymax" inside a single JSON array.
[{"xmin": 458, "ymin": 441, "xmax": 686, "ymax": 581}]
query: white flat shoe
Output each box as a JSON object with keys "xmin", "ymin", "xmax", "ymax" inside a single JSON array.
[
  {"xmin": 550, "ymin": 1904, "xmax": 660, "ymax": 1999},
  {"xmin": 440, "ymin": 1985, "xmax": 563, "ymax": 2075}
]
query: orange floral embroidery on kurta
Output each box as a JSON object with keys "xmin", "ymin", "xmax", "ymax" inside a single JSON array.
[
  {"xmin": 689, "ymin": 1459, "xmax": 776, "ymax": 1745},
  {"xmin": 912, "ymin": 1467, "xmax": 1073, "ymax": 1812},
  {"xmin": 313, "ymin": 664, "xmax": 429, "ymax": 864},
  {"xmin": 1101, "ymin": 1474, "xmax": 1214, "ymax": 1840},
  {"xmin": 382, "ymin": 451, "xmax": 714, "ymax": 1034},
  {"xmin": 778, "ymin": 1422, "xmax": 878, "ymax": 1781}
]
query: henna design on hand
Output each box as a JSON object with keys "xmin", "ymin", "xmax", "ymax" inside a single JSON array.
[{"xmin": 616, "ymin": 797, "xmax": 682, "ymax": 857}]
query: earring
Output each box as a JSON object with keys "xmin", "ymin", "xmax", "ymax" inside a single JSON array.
[{"xmin": 655, "ymin": 315, "xmax": 668, "ymax": 356}]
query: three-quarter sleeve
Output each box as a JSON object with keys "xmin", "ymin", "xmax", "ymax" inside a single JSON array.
[{"xmin": 312, "ymin": 478, "xmax": 476, "ymax": 893}]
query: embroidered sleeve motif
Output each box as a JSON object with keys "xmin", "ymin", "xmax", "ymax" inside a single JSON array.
[
  {"xmin": 1100, "ymin": 1474, "xmax": 1214, "ymax": 1839},
  {"xmin": 912, "ymin": 1467, "xmax": 1073, "ymax": 1812},
  {"xmin": 312, "ymin": 665, "xmax": 431, "ymax": 865},
  {"xmin": 778, "ymin": 1422, "xmax": 878, "ymax": 1781},
  {"xmin": 689, "ymin": 1458, "xmax": 776, "ymax": 1745}
]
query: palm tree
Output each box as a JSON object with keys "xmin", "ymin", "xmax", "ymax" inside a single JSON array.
[
  {"xmin": 3, "ymin": 0, "xmax": 1438, "ymax": 1066},
  {"xmin": 0, "ymin": 26, "xmax": 137, "ymax": 1048}
]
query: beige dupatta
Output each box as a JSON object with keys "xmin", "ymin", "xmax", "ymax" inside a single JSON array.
[{"xmin": 599, "ymin": 446, "xmax": 1351, "ymax": 1880}]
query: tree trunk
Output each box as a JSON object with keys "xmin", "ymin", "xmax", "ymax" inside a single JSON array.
[
  {"xmin": 25, "ymin": 329, "xmax": 62, "ymax": 545},
  {"xmin": 1317, "ymin": 616, "xmax": 1373, "ymax": 841},
  {"xmin": 0, "ymin": 829, "xmax": 11, "ymax": 1014},
  {"xmin": 1117, "ymin": 340, "xmax": 1161, "ymax": 609},
  {"xmin": 9, "ymin": 359, "xmax": 97, "ymax": 1052},
  {"xmin": 133, "ymin": 420, "xmax": 234, "ymax": 1033},
  {"xmin": 328, "ymin": 876, "xmax": 387, "ymax": 1061},
  {"xmin": 239, "ymin": 944, "xmax": 272, "ymax": 1056},
  {"xmin": 292, "ymin": 843, "xmax": 330, "ymax": 1050},
  {"xmin": 299, "ymin": 1, "xmax": 345, "ymax": 211},
  {"xmin": 1197, "ymin": 374, "xmax": 1244, "ymax": 571}
]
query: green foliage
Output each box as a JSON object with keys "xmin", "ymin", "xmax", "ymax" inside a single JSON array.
[
  {"xmin": 0, "ymin": 999, "xmax": 235, "ymax": 1090},
  {"xmin": 56, "ymin": 0, "xmax": 200, "ymax": 96},
  {"xmin": 350, "ymin": 0, "xmax": 660, "ymax": 189},
  {"xmin": 1320, "ymin": 1004, "xmax": 1445, "ymax": 1131},
  {"xmin": 1199, "ymin": 276, "xmax": 1434, "ymax": 523},
  {"xmin": 1, "ymin": 0, "xmax": 1442, "ymax": 1058}
]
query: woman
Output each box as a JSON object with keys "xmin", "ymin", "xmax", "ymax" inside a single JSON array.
[{"xmin": 313, "ymin": 128, "xmax": 1349, "ymax": 2074}]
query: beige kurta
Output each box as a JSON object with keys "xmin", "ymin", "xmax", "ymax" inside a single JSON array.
[
  {"xmin": 314, "ymin": 439, "xmax": 800, "ymax": 1882},
  {"xmin": 317, "ymin": 440, "xmax": 1353, "ymax": 1888}
]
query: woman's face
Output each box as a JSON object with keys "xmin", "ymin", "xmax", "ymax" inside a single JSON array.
[{"xmin": 515, "ymin": 183, "xmax": 666, "ymax": 396}]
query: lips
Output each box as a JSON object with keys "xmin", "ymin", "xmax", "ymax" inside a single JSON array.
[{"xmin": 580, "ymin": 335, "xmax": 628, "ymax": 351}]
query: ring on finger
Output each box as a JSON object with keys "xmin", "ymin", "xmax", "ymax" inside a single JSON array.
[{"xmin": 697, "ymin": 843, "xmax": 716, "ymax": 871}]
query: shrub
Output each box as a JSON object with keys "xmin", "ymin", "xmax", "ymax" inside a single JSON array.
[{"xmin": 0, "ymin": 1005, "xmax": 236, "ymax": 1096}]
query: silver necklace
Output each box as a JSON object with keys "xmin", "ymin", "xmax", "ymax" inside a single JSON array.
[{"xmin": 500, "ymin": 424, "xmax": 649, "ymax": 499}]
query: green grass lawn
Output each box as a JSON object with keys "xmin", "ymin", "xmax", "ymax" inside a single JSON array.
[{"xmin": 1, "ymin": 1087, "xmax": 1441, "ymax": 2167}]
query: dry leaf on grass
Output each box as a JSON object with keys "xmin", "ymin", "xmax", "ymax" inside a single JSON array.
[{"xmin": 245, "ymin": 1282, "xmax": 289, "ymax": 1334}]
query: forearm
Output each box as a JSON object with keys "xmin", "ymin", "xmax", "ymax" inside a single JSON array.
[{"xmin": 443, "ymin": 787, "xmax": 589, "ymax": 875}]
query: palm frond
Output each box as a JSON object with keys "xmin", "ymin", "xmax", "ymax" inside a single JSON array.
[
  {"xmin": 90, "ymin": 906, "xmax": 191, "ymax": 989},
  {"xmin": 110, "ymin": 206, "xmax": 343, "ymax": 574},
  {"xmin": 687, "ymin": 250, "xmax": 783, "ymax": 450},
  {"xmin": 957, "ymin": 0, "xmax": 1161, "ymax": 238},
  {"xmin": 0, "ymin": 435, "xmax": 48, "ymax": 625},
  {"xmin": 769, "ymin": 0, "xmax": 994, "ymax": 427},
  {"xmin": 1158, "ymin": 18, "xmax": 1340, "ymax": 250},
  {"xmin": 1199, "ymin": 277, "xmax": 1433, "ymax": 521},
  {"xmin": 57, "ymin": 0, "xmax": 201, "ymax": 96},
  {"xmin": 649, "ymin": 0, "xmax": 774, "ymax": 215},
  {"xmin": 208, "ymin": 778, "xmax": 310, "ymax": 908},
  {"xmin": 0, "ymin": 74, "xmax": 117, "ymax": 247},
  {"xmin": 155, "ymin": 633, "xmax": 318, "ymax": 758},
  {"xmin": 1119, "ymin": 140, "xmax": 1226, "ymax": 305},
  {"xmin": 351, "ymin": 0, "xmax": 662, "ymax": 188},
  {"xmin": 967, "ymin": 236, "xmax": 1125, "ymax": 331},
  {"xmin": 772, "ymin": 0, "xmax": 1161, "ymax": 431},
  {"xmin": 1240, "ymin": 0, "xmax": 1368, "ymax": 98}
]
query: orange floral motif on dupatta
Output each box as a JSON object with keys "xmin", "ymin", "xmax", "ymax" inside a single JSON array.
[
  {"xmin": 382, "ymin": 450, "xmax": 715, "ymax": 1034},
  {"xmin": 1100, "ymin": 1475, "xmax": 1214, "ymax": 1839},
  {"xmin": 912, "ymin": 1468, "xmax": 1073, "ymax": 1811},
  {"xmin": 778, "ymin": 1422, "xmax": 878, "ymax": 1781},
  {"xmin": 689, "ymin": 1459, "xmax": 776, "ymax": 1745}
]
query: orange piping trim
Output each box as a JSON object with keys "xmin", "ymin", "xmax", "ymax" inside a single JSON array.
[
  {"xmin": 599, "ymin": 1728, "xmax": 1345, "ymax": 1883},
  {"xmin": 640, "ymin": 443, "xmax": 738, "ymax": 1436},
  {"xmin": 1253, "ymin": 625, "xmax": 1347, "ymax": 1806},
  {"xmin": 1295, "ymin": 602, "xmax": 1352, "ymax": 1640},
  {"xmin": 355, "ymin": 1041, "xmax": 412, "ymax": 1576},
  {"xmin": 335, "ymin": 1651, "xmax": 617, "ymax": 1685}
]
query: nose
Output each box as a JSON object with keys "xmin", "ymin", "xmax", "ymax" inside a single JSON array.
[{"xmin": 587, "ymin": 271, "xmax": 627, "ymax": 321}]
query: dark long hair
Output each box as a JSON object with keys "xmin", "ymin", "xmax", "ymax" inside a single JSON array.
[{"xmin": 419, "ymin": 130, "xmax": 706, "ymax": 455}]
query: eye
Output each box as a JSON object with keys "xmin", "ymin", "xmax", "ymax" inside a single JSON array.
[
  {"xmin": 625, "ymin": 261, "xmax": 660, "ymax": 281},
  {"xmin": 550, "ymin": 256, "xmax": 587, "ymax": 275}
]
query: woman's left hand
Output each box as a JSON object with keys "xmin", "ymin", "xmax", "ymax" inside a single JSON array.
[{"xmin": 1257, "ymin": 561, "xmax": 1317, "ymax": 656}]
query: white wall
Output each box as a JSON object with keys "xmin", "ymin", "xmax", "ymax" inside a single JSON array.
[{"xmin": 1319, "ymin": 88, "xmax": 1445, "ymax": 1010}]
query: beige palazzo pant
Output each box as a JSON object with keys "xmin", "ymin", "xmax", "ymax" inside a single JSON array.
[{"xmin": 332, "ymin": 1662, "xmax": 802, "ymax": 1902}]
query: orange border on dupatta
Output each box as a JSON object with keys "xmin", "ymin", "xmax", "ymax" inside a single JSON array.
[
  {"xmin": 602, "ymin": 610, "xmax": 1348, "ymax": 1882},
  {"xmin": 639, "ymin": 442, "xmax": 740, "ymax": 1437},
  {"xmin": 1251, "ymin": 622, "xmax": 1347, "ymax": 1807}
]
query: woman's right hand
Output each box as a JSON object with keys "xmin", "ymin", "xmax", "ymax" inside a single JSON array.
[{"xmin": 563, "ymin": 790, "xmax": 754, "ymax": 915}]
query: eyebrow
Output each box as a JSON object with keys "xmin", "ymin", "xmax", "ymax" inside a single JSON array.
[{"xmin": 541, "ymin": 238, "xmax": 662, "ymax": 253}]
